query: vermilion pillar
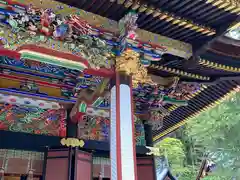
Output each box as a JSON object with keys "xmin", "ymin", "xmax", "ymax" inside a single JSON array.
[{"xmin": 110, "ymin": 72, "xmax": 137, "ymax": 180}]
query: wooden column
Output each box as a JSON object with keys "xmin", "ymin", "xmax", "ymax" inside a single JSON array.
[
  {"xmin": 110, "ymin": 72, "xmax": 137, "ymax": 180},
  {"xmin": 143, "ymin": 122, "xmax": 153, "ymax": 147},
  {"xmin": 66, "ymin": 109, "xmax": 77, "ymax": 138}
]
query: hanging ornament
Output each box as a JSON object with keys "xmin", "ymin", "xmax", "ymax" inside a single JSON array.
[{"xmin": 61, "ymin": 138, "xmax": 85, "ymax": 147}]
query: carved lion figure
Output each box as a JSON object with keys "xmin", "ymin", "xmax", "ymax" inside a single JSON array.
[{"xmin": 116, "ymin": 49, "xmax": 155, "ymax": 87}]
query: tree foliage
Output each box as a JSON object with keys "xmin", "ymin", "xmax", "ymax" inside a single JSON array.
[
  {"xmin": 186, "ymin": 92, "xmax": 240, "ymax": 178},
  {"xmin": 154, "ymin": 92, "xmax": 240, "ymax": 179},
  {"xmin": 155, "ymin": 137, "xmax": 196, "ymax": 178}
]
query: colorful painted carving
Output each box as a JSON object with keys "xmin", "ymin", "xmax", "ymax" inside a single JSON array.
[
  {"xmin": 118, "ymin": 11, "xmax": 138, "ymax": 53},
  {"xmin": 6, "ymin": 5, "xmax": 91, "ymax": 38},
  {"xmin": 0, "ymin": 5, "xmax": 114, "ymax": 70},
  {"xmin": 0, "ymin": 94, "xmax": 61, "ymax": 109},
  {"xmin": 0, "ymin": 56, "xmax": 81, "ymax": 77},
  {"xmin": 0, "ymin": 56, "xmax": 108, "ymax": 99},
  {"xmin": 70, "ymin": 78, "xmax": 110, "ymax": 123},
  {"xmin": 86, "ymin": 107, "xmax": 109, "ymax": 118},
  {"xmin": 114, "ymin": 48, "xmax": 192, "ymax": 114},
  {"xmin": 0, "ymin": 53, "xmax": 200, "ymax": 121},
  {"xmin": 0, "ymin": 0, "xmax": 203, "ymax": 141},
  {"xmin": 0, "ymin": 103, "xmax": 66, "ymax": 137},
  {"xmin": 169, "ymin": 82, "xmax": 201, "ymax": 100},
  {"xmin": 0, "ymin": 2, "xmax": 186, "ymax": 71},
  {"xmin": 119, "ymin": 11, "xmax": 138, "ymax": 40},
  {"xmin": 133, "ymin": 80, "xmax": 201, "ymax": 113},
  {"xmin": 149, "ymin": 111, "xmax": 164, "ymax": 131},
  {"xmin": 78, "ymin": 115, "xmax": 146, "ymax": 146}
]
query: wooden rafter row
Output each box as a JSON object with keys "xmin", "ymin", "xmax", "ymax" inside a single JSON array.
[
  {"xmin": 153, "ymin": 85, "xmax": 240, "ymax": 142},
  {"xmin": 228, "ymin": 22, "xmax": 240, "ymax": 31},
  {"xmin": 206, "ymin": 0, "xmax": 240, "ymax": 14},
  {"xmin": 150, "ymin": 64, "xmax": 211, "ymax": 80},
  {"xmin": 199, "ymin": 59, "xmax": 240, "ymax": 73},
  {"xmin": 115, "ymin": 0, "xmax": 216, "ymax": 36}
]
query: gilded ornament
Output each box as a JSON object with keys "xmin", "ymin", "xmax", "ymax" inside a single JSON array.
[
  {"xmin": 61, "ymin": 138, "xmax": 85, "ymax": 147},
  {"xmin": 116, "ymin": 49, "xmax": 155, "ymax": 87}
]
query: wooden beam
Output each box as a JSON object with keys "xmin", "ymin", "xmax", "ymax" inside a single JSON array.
[
  {"xmin": 0, "ymin": 131, "xmax": 150, "ymax": 155},
  {"xmin": 12, "ymin": 0, "xmax": 192, "ymax": 59},
  {"xmin": 194, "ymin": 16, "xmax": 240, "ymax": 57}
]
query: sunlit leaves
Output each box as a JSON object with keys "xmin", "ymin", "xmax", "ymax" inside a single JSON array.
[
  {"xmin": 155, "ymin": 137, "xmax": 195, "ymax": 177},
  {"xmin": 186, "ymin": 92, "xmax": 240, "ymax": 178}
]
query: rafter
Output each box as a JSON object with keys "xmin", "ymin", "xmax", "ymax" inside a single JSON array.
[
  {"xmin": 199, "ymin": 59, "xmax": 240, "ymax": 73},
  {"xmin": 206, "ymin": 0, "xmax": 240, "ymax": 14},
  {"xmin": 153, "ymin": 85, "xmax": 239, "ymax": 142},
  {"xmin": 116, "ymin": 0, "xmax": 216, "ymax": 36},
  {"xmin": 150, "ymin": 64, "xmax": 211, "ymax": 80}
]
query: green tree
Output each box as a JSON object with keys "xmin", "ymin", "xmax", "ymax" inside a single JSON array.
[
  {"xmin": 186, "ymin": 91, "xmax": 240, "ymax": 178},
  {"xmin": 155, "ymin": 137, "xmax": 197, "ymax": 178}
]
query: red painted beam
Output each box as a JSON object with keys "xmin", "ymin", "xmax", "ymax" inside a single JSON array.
[
  {"xmin": 84, "ymin": 68, "xmax": 115, "ymax": 78},
  {"xmin": 0, "ymin": 49, "xmax": 21, "ymax": 59},
  {"xmin": 6, "ymin": 0, "xmax": 27, "ymax": 7},
  {"xmin": 17, "ymin": 44, "xmax": 89, "ymax": 67}
]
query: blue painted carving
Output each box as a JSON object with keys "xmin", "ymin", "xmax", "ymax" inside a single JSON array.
[{"xmin": 0, "ymin": 56, "xmax": 81, "ymax": 77}]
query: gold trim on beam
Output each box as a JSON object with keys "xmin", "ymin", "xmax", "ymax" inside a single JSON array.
[
  {"xmin": 206, "ymin": 0, "xmax": 240, "ymax": 14},
  {"xmin": 150, "ymin": 64, "xmax": 211, "ymax": 80},
  {"xmin": 199, "ymin": 59, "xmax": 240, "ymax": 72},
  {"xmin": 228, "ymin": 22, "xmax": 240, "ymax": 31},
  {"xmin": 153, "ymin": 86, "xmax": 239, "ymax": 142}
]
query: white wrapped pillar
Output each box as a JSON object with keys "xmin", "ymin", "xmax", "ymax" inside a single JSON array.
[{"xmin": 110, "ymin": 72, "xmax": 137, "ymax": 180}]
